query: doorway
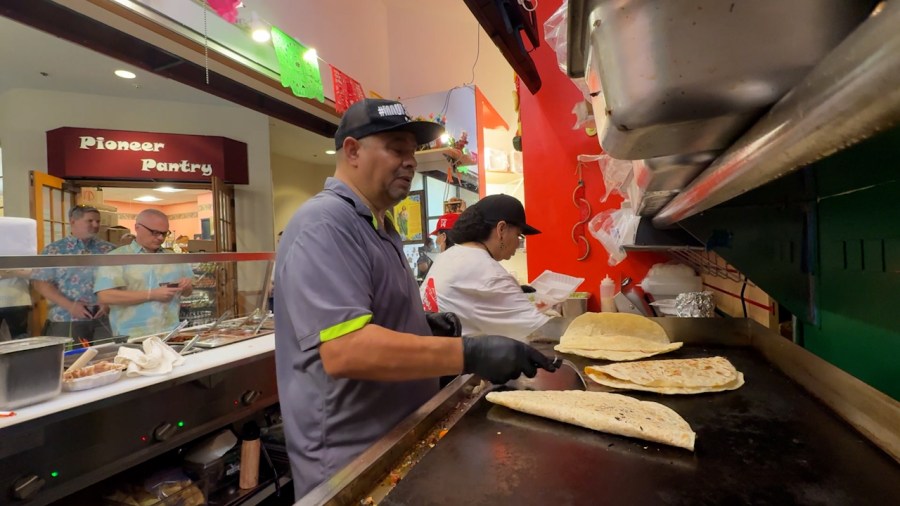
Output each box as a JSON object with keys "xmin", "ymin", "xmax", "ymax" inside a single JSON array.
[{"xmin": 97, "ymin": 185, "xmax": 213, "ymax": 251}]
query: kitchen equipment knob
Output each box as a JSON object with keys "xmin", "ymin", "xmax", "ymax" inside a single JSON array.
[
  {"xmin": 241, "ymin": 390, "xmax": 261, "ymax": 406},
  {"xmin": 12, "ymin": 474, "xmax": 45, "ymax": 501},
  {"xmin": 153, "ymin": 422, "xmax": 176, "ymax": 442}
]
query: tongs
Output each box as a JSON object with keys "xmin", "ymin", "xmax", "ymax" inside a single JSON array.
[
  {"xmin": 208, "ymin": 309, "xmax": 234, "ymax": 334},
  {"xmin": 161, "ymin": 320, "xmax": 190, "ymax": 343},
  {"xmin": 179, "ymin": 310, "xmax": 232, "ymax": 356},
  {"xmin": 240, "ymin": 308, "xmax": 261, "ymax": 327},
  {"xmin": 64, "ymin": 347, "xmax": 99, "ymax": 376},
  {"xmin": 251, "ymin": 312, "xmax": 270, "ymax": 335}
]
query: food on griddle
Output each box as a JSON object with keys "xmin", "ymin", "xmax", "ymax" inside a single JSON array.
[
  {"xmin": 63, "ymin": 361, "xmax": 126, "ymax": 381},
  {"xmin": 486, "ymin": 390, "xmax": 696, "ymax": 450},
  {"xmin": 554, "ymin": 313, "xmax": 682, "ymax": 361},
  {"xmin": 585, "ymin": 356, "xmax": 745, "ymax": 394}
]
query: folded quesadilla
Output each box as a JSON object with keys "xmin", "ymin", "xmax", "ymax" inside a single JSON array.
[
  {"xmin": 554, "ymin": 313, "xmax": 682, "ymax": 361},
  {"xmin": 585, "ymin": 356, "xmax": 745, "ymax": 394},
  {"xmin": 486, "ymin": 390, "xmax": 696, "ymax": 451}
]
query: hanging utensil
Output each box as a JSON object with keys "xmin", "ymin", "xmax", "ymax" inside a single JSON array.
[{"xmin": 572, "ymin": 161, "xmax": 592, "ymax": 261}]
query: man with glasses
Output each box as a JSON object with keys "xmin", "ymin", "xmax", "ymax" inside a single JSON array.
[
  {"xmin": 33, "ymin": 205, "xmax": 116, "ymax": 344},
  {"xmin": 94, "ymin": 209, "xmax": 193, "ymax": 338}
]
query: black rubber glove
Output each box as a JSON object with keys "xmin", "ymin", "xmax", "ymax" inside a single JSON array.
[
  {"xmin": 425, "ymin": 312, "xmax": 462, "ymax": 338},
  {"xmin": 462, "ymin": 336, "xmax": 557, "ymax": 384}
]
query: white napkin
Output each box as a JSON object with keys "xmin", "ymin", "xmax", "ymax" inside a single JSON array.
[{"xmin": 115, "ymin": 336, "xmax": 186, "ymax": 377}]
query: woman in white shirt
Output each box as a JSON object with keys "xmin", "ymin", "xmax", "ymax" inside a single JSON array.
[{"xmin": 421, "ymin": 194, "xmax": 550, "ymax": 341}]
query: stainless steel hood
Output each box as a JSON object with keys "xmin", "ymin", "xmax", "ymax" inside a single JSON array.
[
  {"xmin": 654, "ymin": 1, "xmax": 900, "ymax": 227},
  {"xmin": 566, "ymin": 0, "xmax": 885, "ymax": 227}
]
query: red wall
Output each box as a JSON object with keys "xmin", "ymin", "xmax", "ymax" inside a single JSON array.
[{"xmin": 520, "ymin": 0, "xmax": 668, "ymax": 311}]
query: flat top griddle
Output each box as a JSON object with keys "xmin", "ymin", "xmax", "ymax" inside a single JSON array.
[{"xmin": 381, "ymin": 345, "xmax": 900, "ymax": 505}]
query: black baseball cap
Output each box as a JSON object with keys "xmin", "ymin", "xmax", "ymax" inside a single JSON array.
[
  {"xmin": 334, "ymin": 98, "xmax": 445, "ymax": 150},
  {"xmin": 471, "ymin": 194, "xmax": 541, "ymax": 235}
]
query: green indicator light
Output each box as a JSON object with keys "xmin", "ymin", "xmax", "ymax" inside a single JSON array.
[
  {"xmin": 177, "ymin": 421, "xmax": 184, "ymax": 428},
  {"xmin": 50, "ymin": 471, "xmax": 59, "ymax": 478}
]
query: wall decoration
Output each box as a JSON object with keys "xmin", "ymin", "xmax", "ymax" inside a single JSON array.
[
  {"xmin": 331, "ymin": 65, "xmax": 365, "ymax": 114},
  {"xmin": 270, "ymin": 26, "xmax": 324, "ymax": 102},
  {"xmin": 393, "ymin": 190, "xmax": 426, "ymax": 244},
  {"xmin": 206, "ymin": 0, "xmax": 241, "ymax": 23}
]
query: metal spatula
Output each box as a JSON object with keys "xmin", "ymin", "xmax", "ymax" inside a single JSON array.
[{"xmin": 506, "ymin": 357, "xmax": 587, "ymax": 391}]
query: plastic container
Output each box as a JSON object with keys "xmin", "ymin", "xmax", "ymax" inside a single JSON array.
[
  {"xmin": 530, "ymin": 270, "xmax": 585, "ymax": 307},
  {"xmin": 600, "ymin": 275, "xmax": 617, "ymax": 312},
  {"xmin": 639, "ymin": 263, "xmax": 702, "ymax": 301},
  {"xmin": 0, "ymin": 336, "xmax": 71, "ymax": 409},
  {"xmin": 557, "ymin": 292, "xmax": 590, "ymax": 318}
]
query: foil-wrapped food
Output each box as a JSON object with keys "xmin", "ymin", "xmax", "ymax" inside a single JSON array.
[{"xmin": 675, "ymin": 291, "xmax": 715, "ymax": 318}]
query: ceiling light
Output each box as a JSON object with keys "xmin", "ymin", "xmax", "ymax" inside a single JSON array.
[
  {"xmin": 303, "ymin": 48, "xmax": 318, "ymax": 63},
  {"xmin": 134, "ymin": 195, "xmax": 162, "ymax": 202},
  {"xmin": 440, "ymin": 133, "xmax": 451, "ymax": 144},
  {"xmin": 252, "ymin": 28, "xmax": 271, "ymax": 43},
  {"xmin": 250, "ymin": 13, "xmax": 271, "ymax": 43},
  {"xmin": 325, "ymin": 150, "xmax": 336, "ymax": 155},
  {"xmin": 114, "ymin": 69, "xmax": 136, "ymax": 79},
  {"xmin": 155, "ymin": 186, "xmax": 185, "ymax": 193}
]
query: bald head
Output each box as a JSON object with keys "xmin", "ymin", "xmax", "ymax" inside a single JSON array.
[
  {"xmin": 134, "ymin": 208, "xmax": 170, "ymax": 251},
  {"xmin": 137, "ymin": 209, "xmax": 168, "ymax": 222}
]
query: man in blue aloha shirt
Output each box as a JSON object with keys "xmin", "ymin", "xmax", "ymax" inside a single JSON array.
[
  {"xmin": 33, "ymin": 205, "xmax": 116, "ymax": 344},
  {"xmin": 95, "ymin": 209, "xmax": 193, "ymax": 338}
]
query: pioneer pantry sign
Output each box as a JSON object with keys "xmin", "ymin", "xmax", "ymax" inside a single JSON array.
[{"xmin": 46, "ymin": 127, "xmax": 249, "ymax": 184}]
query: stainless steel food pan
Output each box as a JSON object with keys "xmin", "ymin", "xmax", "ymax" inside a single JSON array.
[
  {"xmin": 572, "ymin": 0, "xmax": 877, "ymax": 159},
  {"xmin": 0, "ymin": 336, "xmax": 71, "ymax": 410}
]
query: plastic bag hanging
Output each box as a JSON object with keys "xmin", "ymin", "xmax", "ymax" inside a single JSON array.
[
  {"xmin": 577, "ymin": 154, "xmax": 634, "ymax": 203},
  {"xmin": 587, "ymin": 202, "xmax": 641, "ymax": 266}
]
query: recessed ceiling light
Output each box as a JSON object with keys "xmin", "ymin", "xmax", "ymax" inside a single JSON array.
[
  {"xmin": 155, "ymin": 186, "xmax": 185, "ymax": 193},
  {"xmin": 303, "ymin": 48, "xmax": 318, "ymax": 63},
  {"xmin": 325, "ymin": 150, "xmax": 336, "ymax": 155},
  {"xmin": 134, "ymin": 195, "xmax": 162, "ymax": 202},
  {"xmin": 115, "ymin": 69, "xmax": 136, "ymax": 79}
]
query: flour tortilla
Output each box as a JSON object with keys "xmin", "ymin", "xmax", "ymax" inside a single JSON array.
[
  {"xmin": 587, "ymin": 370, "xmax": 745, "ymax": 395},
  {"xmin": 486, "ymin": 390, "xmax": 696, "ymax": 451},
  {"xmin": 554, "ymin": 342, "xmax": 683, "ymax": 361},
  {"xmin": 561, "ymin": 313, "xmax": 669, "ymax": 344},
  {"xmin": 587, "ymin": 357, "xmax": 739, "ymax": 388},
  {"xmin": 554, "ymin": 313, "xmax": 681, "ymax": 361},
  {"xmin": 584, "ymin": 357, "xmax": 744, "ymax": 394}
]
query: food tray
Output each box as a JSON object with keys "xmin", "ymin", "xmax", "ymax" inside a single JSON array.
[
  {"xmin": 529, "ymin": 270, "xmax": 585, "ymax": 307},
  {"xmin": 63, "ymin": 368, "xmax": 126, "ymax": 392}
]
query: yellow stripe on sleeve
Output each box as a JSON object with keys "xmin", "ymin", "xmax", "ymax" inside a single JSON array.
[{"xmin": 320, "ymin": 314, "xmax": 373, "ymax": 342}]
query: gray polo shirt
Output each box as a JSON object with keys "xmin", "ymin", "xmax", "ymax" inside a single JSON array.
[{"xmin": 274, "ymin": 177, "xmax": 438, "ymax": 498}]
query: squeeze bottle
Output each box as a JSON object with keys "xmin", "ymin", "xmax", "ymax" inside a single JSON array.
[{"xmin": 600, "ymin": 275, "xmax": 617, "ymax": 312}]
